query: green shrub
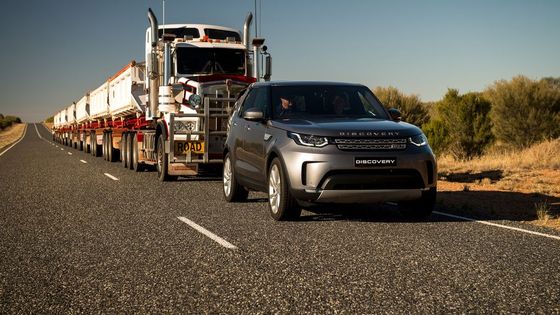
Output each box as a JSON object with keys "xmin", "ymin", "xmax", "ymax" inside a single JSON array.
[
  {"xmin": 424, "ymin": 89, "xmax": 493, "ymax": 159},
  {"xmin": 373, "ymin": 86, "xmax": 429, "ymax": 127},
  {"xmin": 485, "ymin": 76, "xmax": 560, "ymax": 148}
]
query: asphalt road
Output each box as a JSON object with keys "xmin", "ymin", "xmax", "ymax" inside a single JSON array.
[{"xmin": 1, "ymin": 123, "xmax": 559, "ymax": 314}]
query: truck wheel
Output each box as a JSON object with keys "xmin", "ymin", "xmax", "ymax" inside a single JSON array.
[
  {"xmin": 131, "ymin": 133, "xmax": 144, "ymax": 172},
  {"xmin": 223, "ymin": 153, "xmax": 248, "ymax": 202},
  {"xmin": 268, "ymin": 158, "xmax": 301, "ymax": 221},
  {"xmin": 399, "ymin": 187, "xmax": 436, "ymax": 219},
  {"xmin": 121, "ymin": 133, "xmax": 128, "ymax": 168},
  {"xmin": 84, "ymin": 135, "xmax": 90, "ymax": 153},
  {"xmin": 156, "ymin": 134, "xmax": 176, "ymax": 181}
]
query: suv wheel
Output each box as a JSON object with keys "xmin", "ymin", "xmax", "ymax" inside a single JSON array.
[
  {"xmin": 268, "ymin": 158, "xmax": 301, "ymax": 221},
  {"xmin": 399, "ymin": 187, "xmax": 436, "ymax": 219},
  {"xmin": 223, "ymin": 153, "xmax": 248, "ymax": 202}
]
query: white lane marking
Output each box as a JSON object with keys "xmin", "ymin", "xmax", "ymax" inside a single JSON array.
[
  {"xmin": 0, "ymin": 124, "xmax": 28, "ymax": 157},
  {"xmin": 60, "ymin": 148, "xmax": 64, "ymax": 151},
  {"xmin": 80, "ymin": 160, "xmax": 87, "ymax": 164},
  {"xmin": 67, "ymin": 152, "xmax": 72, "ymax": 155},
  {"xmin": 177, "ymin": 216, "xmax": 238, "ymax": 250},
  {"xmin": 434, "ymin": 211, "xmax": 560, "ymax": 241},
  {"xmin": 33, "ymin": 123, "xmax": 42, "ymax": 139},
  {"xmin": 104, "ymin": 173, "xmax": 119, "ymax": 181},
  {"xmin": 56, "ymin": 145, "xmax": 59, "ymax": 148}
]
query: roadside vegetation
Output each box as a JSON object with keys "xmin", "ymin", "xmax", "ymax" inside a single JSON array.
[
  {"xmin": 376, "ymin": 75, "xmax": 560, "ymax": 230},
  {"xmin": 0, "ymin": 114, "xmax": 22, "ymax": 130},
  {"xmin": 0, "ymin": 114, "xmax": 25, "ymax": 151}
]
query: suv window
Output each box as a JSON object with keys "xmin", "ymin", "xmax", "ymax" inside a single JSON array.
[
  {"xmin": 271, "ymin": 85, "xmax": 388, "ymax": 119},
  {"xmin": 240, "ymin": 87, "xmax": 270, "ymax": 118}
]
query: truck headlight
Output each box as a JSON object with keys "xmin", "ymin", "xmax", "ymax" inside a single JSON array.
[
  {"xmin": 409, "ymin": 134, "xmax": 428, "ymax": 147},
  {"xmin": 288, "ymin": 132, "xmax": 329, "ymax": 147}
]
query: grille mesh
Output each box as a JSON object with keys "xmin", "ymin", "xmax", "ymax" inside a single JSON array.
[{"xmin": 334, "ymin": 138, "xmax": 407, "ymax": 151}]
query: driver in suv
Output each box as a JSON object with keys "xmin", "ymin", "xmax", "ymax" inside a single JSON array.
[{"xmin": 223, "ymin": 81, "xmax": 437, "ymax": 221}]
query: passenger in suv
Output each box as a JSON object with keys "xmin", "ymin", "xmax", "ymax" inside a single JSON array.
[{"xmin": 223, "ymin": 82, "xmax": 437, "ymax": 221}]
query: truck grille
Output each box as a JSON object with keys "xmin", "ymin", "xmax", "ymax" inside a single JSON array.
[{"xmin": 334, "ymin": 138, "xmax": 407, "ymax": 151}]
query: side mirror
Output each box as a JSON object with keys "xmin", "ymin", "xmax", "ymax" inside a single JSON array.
[
  {"xmin": 243, "ymin": 107, "xmax": 264, "ymax": 121},
  {"xmin": 263, "ymin": 54, "xmax": 272, "ymax": 81},
  {"xmin": 388, "ymin": 108, "xmax": 402, "ymax": 122}
]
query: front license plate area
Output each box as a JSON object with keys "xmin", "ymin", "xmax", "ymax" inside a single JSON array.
[
  {"xmin": 354, "ymin": 157, "xmax": 397, "ymax": 167},
  {"xmin": 174, "ymin": 141, "xmax": 205, "ymax": 155}
]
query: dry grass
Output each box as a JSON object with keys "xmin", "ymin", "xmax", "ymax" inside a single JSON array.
[
  {"xmin": 0, "ymin": 123, "xmax": 26, "ymax": 151},
  {"xmin": 437, "ymin": 138, "xmax": 560, "ymax": 230},
  {"xmin": 438, "ymin": 138, "xmax": 560, "ymax": 173}
]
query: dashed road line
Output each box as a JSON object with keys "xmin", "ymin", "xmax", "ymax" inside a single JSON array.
[
  {"xmin": 434, "ymin": 211, "xmax": 560, "ymax": 241},
  {"xmin": 80, "ymin": 160, "xmax": 87, "ymax": 164},
  {"xmin": 104, "ymin": 173, "xmax": 119, "ymax": 181},
  {"xmin": 0, "ymin": 124, "xmax": 28, "ymax": 157},
  {"xmin": 177, "ymin": 216, "xmax": 237, "ymax": 250},
  {"xmin": 33, "ymin": 123, "xmax": 42, "ymax": 139},
  {"xmin": 67, "ymin": 152, "xmax": 73, "ymax": 155}
]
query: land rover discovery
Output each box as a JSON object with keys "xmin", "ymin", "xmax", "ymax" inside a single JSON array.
[{"xmin": 223, "ymin": 82, "xmax": 437, "ymax": 220}]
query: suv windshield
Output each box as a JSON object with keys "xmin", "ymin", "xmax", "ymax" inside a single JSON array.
[
  {"xmin": 176, "ymin": 48, "xmax": 245, "ymax": 75},
  {"xmin": 271, "ymin": 85, "xmax": 388, "ymax": 119}
]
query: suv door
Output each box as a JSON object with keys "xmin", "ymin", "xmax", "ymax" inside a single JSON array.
[{"xmin": 236, "ymin": 87, "xmax": 270, "ymax": 188}]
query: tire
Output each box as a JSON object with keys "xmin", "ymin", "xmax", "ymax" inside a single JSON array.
[
  {"xmin": 92, "ymin": 131, "xmax": 99, "ymax": 157},
  {"xmin": 156, "ymin": 134, "xmax": 176, "ymax": 181},
  {"xmin": 268, "ymin": 158, "xmax": 301, "ymax": 221},
  {"xmin": 131, "ymin": 132, "xmax": 144, "ymax": 172},
  {"xmin": 223, "ymin": 153, "xmax": 248, "ymax": 202},
  {"xmin": 399, "ymin": 187, "xmax": 436, "ymax": 219},
  {"xmin": 121, "ymin": 132, "xmax": 128, "ymax": 168},
  {"xmin": 125, "ymin": 132, "xmax": 133, "ymax": 170},
  {"xmin": 107, "ymin": 132, "xmax": 116, "ymax": 162},
  {"xmin": 102, "ymin": 133, "xmax": 107, "ymax": 160},
  {"xmin": 84, "ymin": 134, "xmax": 90, "ymax": 154}
]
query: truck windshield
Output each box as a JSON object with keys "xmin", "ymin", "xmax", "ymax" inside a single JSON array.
[
  {"xmin": 271, "ymin": 85, "xmax": 389, "ymax": 120},
  {"xmin": 176, "ymin": 48, "xmax": 245, "ymax": 75}
]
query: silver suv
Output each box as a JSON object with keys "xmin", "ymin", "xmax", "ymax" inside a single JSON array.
[{"xmin": 223, "ymin": 82, "xmax": 437, "ymax": 221}]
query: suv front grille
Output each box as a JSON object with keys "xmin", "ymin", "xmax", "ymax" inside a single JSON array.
[{"xmin": 334, "ymin": 138, "xmax": 407, "ymax": 151}]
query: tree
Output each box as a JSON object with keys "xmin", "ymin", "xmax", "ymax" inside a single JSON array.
[
  {"xmin": 485, "ymin": 76, "xmax": 560, "ymax": 148},
  {"xmin": 373, "ymin": 86, "xmax": 429, "ymax": 127},
  {"xmin": 423, "ymin": 89, "xmax": 493, "ymax": 159}
]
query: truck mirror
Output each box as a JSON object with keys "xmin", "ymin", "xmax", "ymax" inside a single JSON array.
[{"xmin": 263, "ymin": 54, "xmax": 272, "ymax": 81}]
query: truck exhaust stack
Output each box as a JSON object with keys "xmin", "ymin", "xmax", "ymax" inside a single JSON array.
[{"xmin": 148, "ymin": 8, "xmax": 160, "ymax": 119}]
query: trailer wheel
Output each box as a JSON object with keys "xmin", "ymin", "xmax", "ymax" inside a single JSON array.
[
  {"xmin": 91, "ymin": 131, "xmax": 98, "ymax": 157},
  {"xmin": 107, "ymin": 132, "xmax": 116, "ymax": 162},
  {"xmin": 131, "ymin": 132, "xmax": 143, "ymax": 172},
  {"xmin": 84, "ymin": 134, "xmax": 90, "ymax": 153},
  {"xmin": 121, "ymin": 132, "xmax": 128, "ymax": 168},
  {"xmin": 156, "ymin": 134, "xmax": 176, "ymax": 181},
  {"xmin": 126, "ymin": 132, "xmax": 133, "ymax": 170}
]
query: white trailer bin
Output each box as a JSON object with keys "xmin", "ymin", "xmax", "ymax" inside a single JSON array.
[
  {"xmin": 108, "ymin": 61, "xmax": 145, "ymax": 118},
  {"xmin": 53, "ymin": 112, "xmax": 60, "ymax": 129},
  {"xmin": 90, "ymin": 81, "xmax": 110, "ymax": 120},
  {"xmin": 75, "ymin": 95, "xmax": 90, "ymax": 124},
  {"xmin": 60, "ymin": 109, "xmax": 68, "ymax": 127},
  {"xmin": 66, "ymin": 103, "xmax": 76, "ymax": 125}
]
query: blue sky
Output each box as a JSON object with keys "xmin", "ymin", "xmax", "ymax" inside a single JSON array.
[{"xmin": 0, "ymin": 0, "xmax": 559, "ymax": 122}]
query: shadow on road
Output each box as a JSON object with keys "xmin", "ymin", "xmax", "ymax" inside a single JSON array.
[{"xmin": 294, "ymin": 190, "xmax": 560, "ymax": 224}]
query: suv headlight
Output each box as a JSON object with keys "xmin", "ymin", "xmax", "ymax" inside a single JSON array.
[
  {"xmin": 409, "ymin": 134, "xmax": 428, "ymax": 147},
  {"xmin": 288, "ymin": 132, "xmax": 329, "ymax": 147}
]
